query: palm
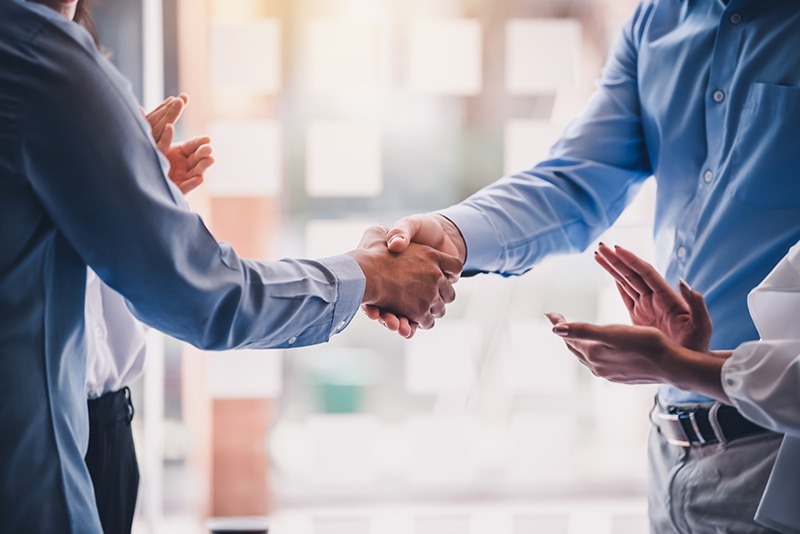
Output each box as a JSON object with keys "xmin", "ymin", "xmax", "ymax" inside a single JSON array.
[
  {"xmin": 628, "ymin": 289, "xmax": 704, "ymax": 350},
  {"xmin": 596, "ymin": 244, "xmax": 712, "ymax": 352}
]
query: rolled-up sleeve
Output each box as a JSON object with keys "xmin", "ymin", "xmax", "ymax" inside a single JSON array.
[
  {"xmin": 722, "ymin": 340, "xmax": 800, "ymax": 438},
  {"xmin": 19, "ymin": 25, "xmax": 365, "ymax": 350},
  {"xmin": 440, "ymin": 3, "xmax": 653, "ymax": 275}
]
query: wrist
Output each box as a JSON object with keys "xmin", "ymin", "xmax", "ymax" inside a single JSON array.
[
  {"xmin": 346, "ymin": 249, "xmax": 379, "ymax": 304},
  {"xmin": 669, "ymin": 346, "xmax": 730, "ymax": 403},
  {"xmin": 434, "ymin": 213, "xmax": 467, "ymax": 264}
]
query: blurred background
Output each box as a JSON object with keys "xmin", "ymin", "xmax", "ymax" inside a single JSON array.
[{"xmin": 95, "ymin": 0, "xmax": 660, "ymax": 532}]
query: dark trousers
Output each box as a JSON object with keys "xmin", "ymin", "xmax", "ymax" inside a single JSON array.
[{"xmin": 85, "ymin": 387, "xmax": 140, "ymax": 534}]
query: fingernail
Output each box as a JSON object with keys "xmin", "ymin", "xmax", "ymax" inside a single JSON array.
[
  {"xmin": 388, "ymin": 236, "xmax": 402, "ymax": 244},
  {"xmin": 599, "ymin": 242, "xmax": 605, "ymax": 247},
  {"xmin": 552, "ymin": 324, "xmax": 570, "ymax": 337},
  {"xmin": 379, "ymin": 320, "xmax": 387, "ymax": 328},
  {"xmin": 679, "ymin": 278, "xmax": 692, "ymax": 291}
]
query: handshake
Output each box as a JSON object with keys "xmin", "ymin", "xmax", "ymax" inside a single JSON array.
[
  {"xmin": 144, "ymin": 95, "xmax": 464, "ymax": 339},
  {"xmin": 346, "ymin": 213, "xmax": 467, "ymax": 339}
]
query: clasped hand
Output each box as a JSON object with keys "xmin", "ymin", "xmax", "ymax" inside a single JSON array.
[
  {"xmin": 356, "ymin": 213, "xmax": 467, "ymax": 338},
  {"xmin": 348, "ymin": 224, "xmax": 462, "ymax": 336}
]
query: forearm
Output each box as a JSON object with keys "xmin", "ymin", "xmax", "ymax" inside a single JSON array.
[{"xmin": 668, "ymin": 347, "xmax": 732, "ymax": 404}]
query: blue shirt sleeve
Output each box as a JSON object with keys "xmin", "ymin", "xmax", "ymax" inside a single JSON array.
[
  {"xmin": 441, "ymin": 3, "xmax": 654, "ymax": 276},
  {"xmin": 19, "ymin": 20, "xmax": 365, "ymax": 351}
]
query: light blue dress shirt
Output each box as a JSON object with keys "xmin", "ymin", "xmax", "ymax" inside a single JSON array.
[
  {"xmin": 441, "ymin": 0, "xmax": 800, "ymax": 406},
  {"xmin": 0, "ymin": 1, "xmax": 364, "ymax": 531}
]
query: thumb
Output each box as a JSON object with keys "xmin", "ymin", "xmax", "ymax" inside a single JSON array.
[
  {"xmin": 679, "ymin": 279, "xmax": 711, "ymax": 329},
  {"xmin": 386, "ymin": 216, "xmax": 420, "ymax": 253}
]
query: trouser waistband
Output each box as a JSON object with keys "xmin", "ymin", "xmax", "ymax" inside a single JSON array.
[{"xmin": 87, "ymin": 386, "xmax": 134, "ymax": 427}]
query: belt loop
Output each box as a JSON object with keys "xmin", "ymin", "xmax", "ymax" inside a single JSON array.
[{"xmin": 708, "ymin": 402, "xmax": 727, "ymax": 445}]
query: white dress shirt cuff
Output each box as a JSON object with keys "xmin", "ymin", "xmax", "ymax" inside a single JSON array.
[{"xmin": 722, "ymin": 339, "xmax": 800, "ymax": 438}]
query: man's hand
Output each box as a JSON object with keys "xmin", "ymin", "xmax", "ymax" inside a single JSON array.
[
  {"xmin": 545, "ymin": 313, "xmax": 730, "ymax": 402},
  {"xmin": 595, "ymin": 243, "xmax": 712, "ymax": 351},
  {"xmin": 348, "ymin": 226, "xmax": 462, "ymax": 335},
  {"xmin": 362, "ymin": 213, "xmax": 467, "ymax": 337},
  {"xmin": 145, "ymin": 94, "xmax": 215, "ymax": 195}
]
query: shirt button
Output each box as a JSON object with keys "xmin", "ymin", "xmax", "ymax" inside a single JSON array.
[
  {"xmin": 677, "ymin": 246, "xmax": 687, "ymax": 260},
  {"xmin": 703, "ymin": 170, "xmax": 714, "ymax": 183},
  {"xmin": 94, "ymin": 325, "xmax": 105, "ymax": 338},
  {"xmin": 287, "ymin": 336, "xmax": 297, "ymax": 345},
  {"xmin": 730, "ymin": 13, "xmax": 742, "ymax": 24},
  {"xmin": 337, "ymin": 320, "xmax": 347, "ymax": 331},
  {"xmin": 712, "ymin": 90, "xmax": 725, "ymax": 103}
]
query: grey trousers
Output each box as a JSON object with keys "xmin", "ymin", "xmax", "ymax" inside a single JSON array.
[{"xmin": 648, "ymin": 423, "xmax": 784, "ymax": 533}]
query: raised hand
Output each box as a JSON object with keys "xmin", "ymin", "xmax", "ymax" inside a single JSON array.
[
  {"xmin": 348, "ymin": 226, "xmax": 462, "ymax": 333},
  {"xmin": 144, "ymin": 94, "xmax": 215, "ymax": 195},
  {"xmin": 362, "ymin": 213, "xmax": 466, "ymax": 338},
  {"xmin": 595, "ymin": 243, "xmax": 712, "ymax": 351}
]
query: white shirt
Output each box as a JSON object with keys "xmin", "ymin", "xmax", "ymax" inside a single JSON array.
[
  {"xmin": 721, "ymin": 241, "xmax": 800, "ymax": 534},
  {"xmin": 85, "ymin": 269, "xmax": 147, "ymax": 399}
]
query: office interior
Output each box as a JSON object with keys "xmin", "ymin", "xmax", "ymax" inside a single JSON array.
[{"xmin": 105, "ymin": 0, "xmax": 654, "ymax": 531}]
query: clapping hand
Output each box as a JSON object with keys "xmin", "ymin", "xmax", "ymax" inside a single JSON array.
[
  {"xmin": 594, "ymin": 243, "xmax": 712, "ymax": 351},
  {"xmin": 545, "ymin": 245, "xmax": 730, "ymax": 401},
  {"xmin": 144, "ymin": 94, "xmax": 214, "ymax": 195}
]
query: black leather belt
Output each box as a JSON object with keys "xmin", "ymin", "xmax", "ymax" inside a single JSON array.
[{"xmin": 651, "ymin": 398, "xmax": 769, "ymax": 447}]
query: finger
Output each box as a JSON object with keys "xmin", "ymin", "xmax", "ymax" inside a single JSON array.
[
  {"xmin": 417, "ymin": 312, "xmax": 435, "ymax": 330},
  {"xmin": 362, "ymin": 305, "xmax": 382, "ymax": 320},
  {"xmin": 679, "ymin": 279, "xmax": 712, "ymax": 331},
  {"xmin": 186, "ymin": 157, "xmax": 214, "ymax": 180},
  {"xmin": 162, "ymin": 97, "xmax": 186, "ymax": 127},
  {"xmin": 438, "ymin": 279, "xmax": 456, "ymax": 304},
  {"xmin": 157, "ymin": 123, "xmax": 175, "ymax": 154},
  {"xmin": 615, "ymin": 281, "xmax": 636, "ymax": 314},
  {"xmin": 596, "ymin": 243, "xmax": 651, "ymax": 296},
  {"xmin": 405, "ymin": 322, "xmax": 419, "ymax": 339},
  {"xmin": 145, "ymin": 96, "xmax": 173, "ymax": 123},
  {"xmin": 615, "ymin": 245, "xmax": 677, "ymax": 296},
  {"xmin": 544, "ymin": 312, "xmax": 566, "ymax": 325},
  {"xmin": 430, "ymin": 298, "xmax": 446, "ymax": 319},
  {"xmin": 435, "ymin": 252, "xmax": 463, "ymax": 279},
  {"xmin": 552, "ymin": 321, "xmax": 616, "ymax": 344},
  {"xmin": 180, "ymin": 136, "xmax": 212, "ymax": 157},
  {"xmin": 594, "ymin": 249, "xmax": 639, "ymax": 302},
  {"xmin": 379, "ymin": 311, "xmax": 401, "ymax": 332},
  {"xmin": 358, "ymin": 225, "xmax": 391, "ymax": 248},
  {"xmin": 561, "ymin": 338, "xmax": 591, "ymax": 364},
  {"xmin": 186, "ymin": 144, "xmax": 214, "ymax": 169},
  {"xmin": 151, "ymin": 99, "xmax": 184, "ymax": 141},
  {"xmin": 177, "ymin": 176, "xmax": 203, "ymax": 195},
  {"xmin": 177, "ymin": 93, "xmax": 190, "ymax": 105},
  {"xmin": 396, "ymin": 317, "xmax": 414, "ymax": 338},
  {"xmin": 386, "ymin": 216, "xmax": 422, "ymax": 253}
]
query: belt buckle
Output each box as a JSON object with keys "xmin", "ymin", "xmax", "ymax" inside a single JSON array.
[{"xmin": 653, "ymin": 410, "xmax": 691, "ymax": 447}]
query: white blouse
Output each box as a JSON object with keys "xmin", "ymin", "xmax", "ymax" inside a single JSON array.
[
  {"xmin": 721, "ymin": 241, "xmax": 800, "ymax": 534},
  {"xmin": 84, "ymin": 269, "xmax": 147, "ymax": 399}
]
